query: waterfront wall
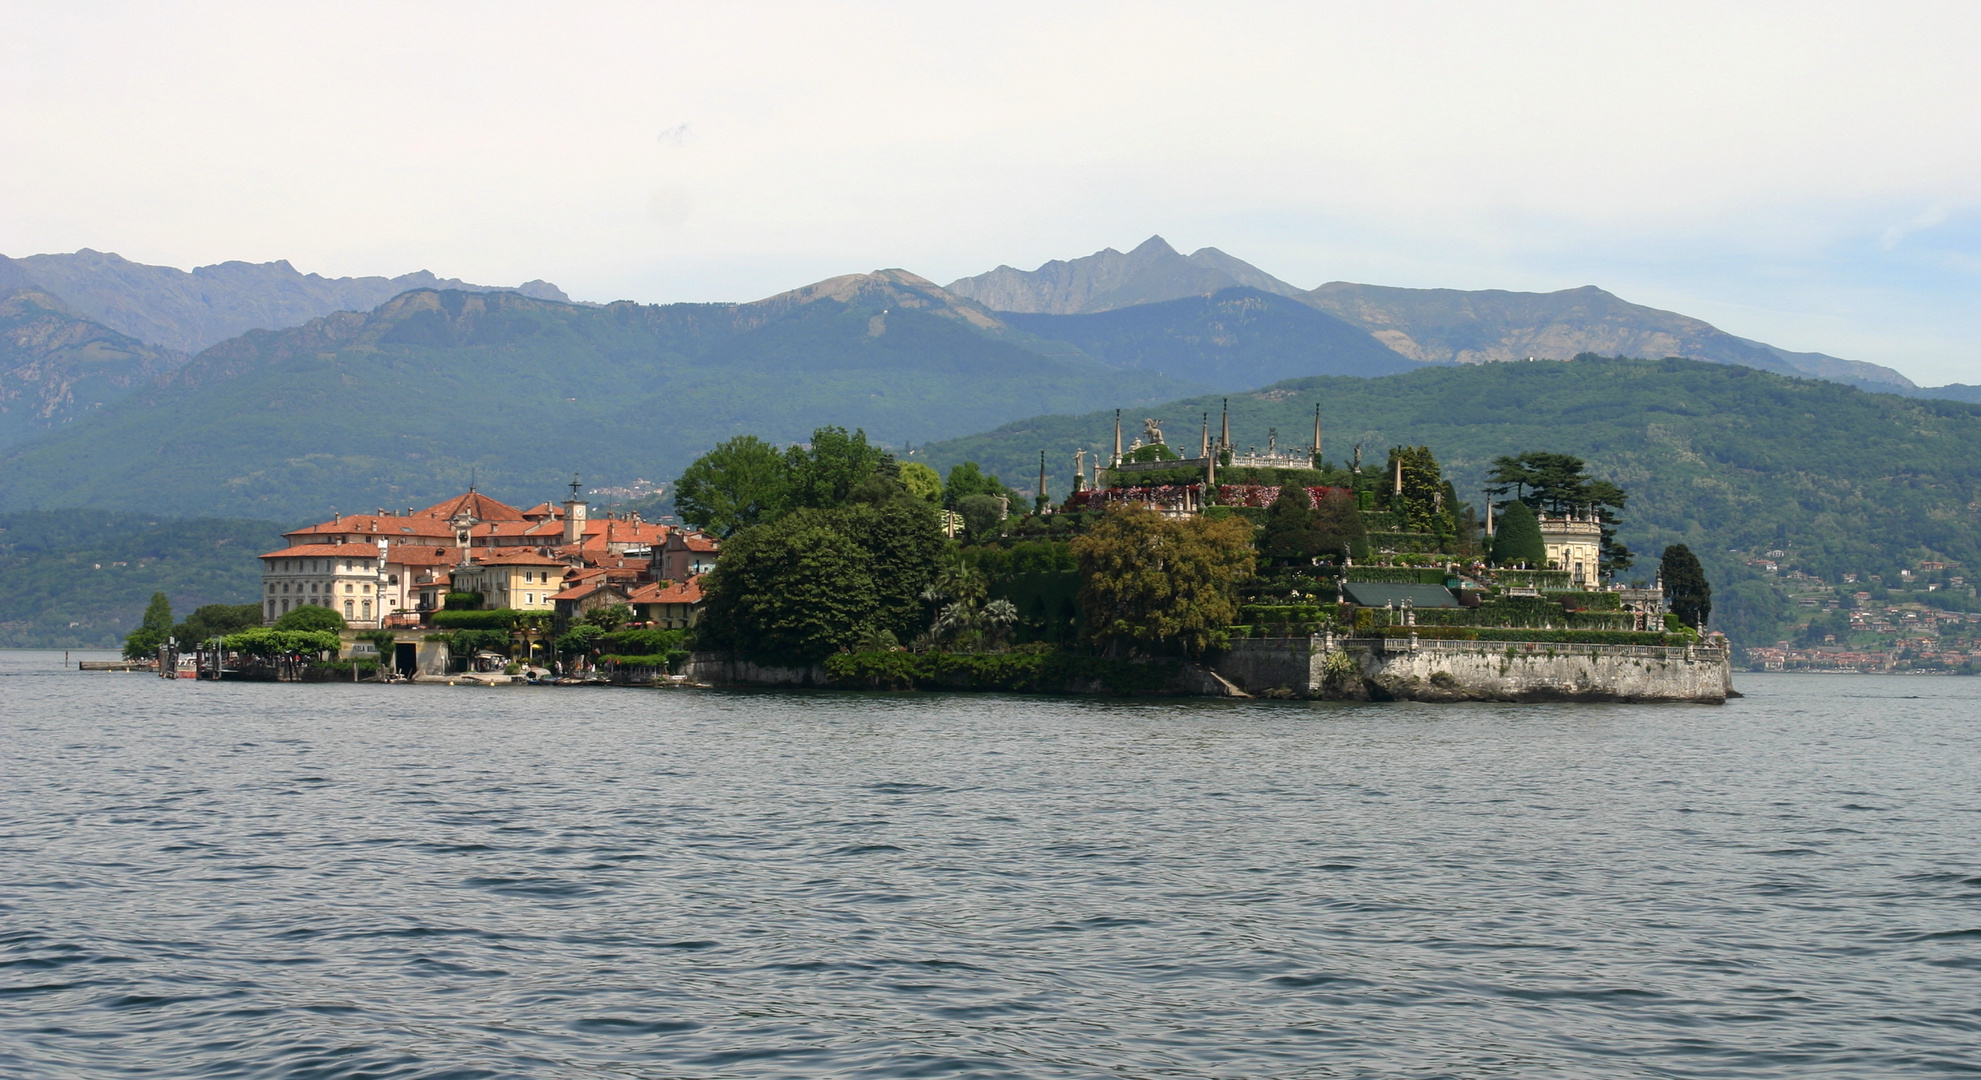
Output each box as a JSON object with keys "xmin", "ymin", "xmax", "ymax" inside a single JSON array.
[
  {"xmin": 1214, "ymin": 635, "xmax": 1733, "ymax": 703},
  {"xmin": 682, "ymin": 653, "xmax": 832, "ymax": 688}
]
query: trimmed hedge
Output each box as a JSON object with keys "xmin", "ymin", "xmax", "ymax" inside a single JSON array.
[
  {"xmin": 428, "ymin": 608, "xmax": 552, "ymax": 631},
  {"xmin": 1545, "ymin": 590, "xmax": 1622, "ymax": 611},
  {"xmin": 823, "ymin": 650, "xmax": 1182, "ymax": 694},
  {"xmin": 1488, "ymin": 570, "xmax": 1574, "ymax": 591}
]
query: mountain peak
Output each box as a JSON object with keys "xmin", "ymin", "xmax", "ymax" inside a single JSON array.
[{"xmin": 945, "ymin": 238, "xmax": 1302, "ymax": 315}]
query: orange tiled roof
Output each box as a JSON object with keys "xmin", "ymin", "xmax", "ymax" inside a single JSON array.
[
  {"xmin": 286, "ymin": 514, "xmax": 454, "ymax": 541},
  {"xmin": 627, "ymin": 576, "xmax": 704, "ymax": 605},
  {"xmin": 550, "ymin": 581, "xmax": 628, "ymax": 603},
  {"xmin": 385, "ymin": 546, "xmax": 460, "ymax": 567},
  {"xmin": 259, "ymin": 543, "xmax": 382, "ymax": 560},
  {"xmin": 416, "ymin": 490, "xmax": 527, "ymax": 522}
]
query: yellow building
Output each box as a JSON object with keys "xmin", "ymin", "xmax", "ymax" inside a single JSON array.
[
  {"xmin": 1539, "ymin": 515, "xmax": 1604, "ymax": 586},
  {"xmin": 448, "ymin": 549, "xmax": 571, "ymax": 611}
]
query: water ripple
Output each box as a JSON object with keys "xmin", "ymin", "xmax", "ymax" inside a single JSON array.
[{"xmin": 4, "ymin": 653, "xmax": 1981, "ymax": 1077}]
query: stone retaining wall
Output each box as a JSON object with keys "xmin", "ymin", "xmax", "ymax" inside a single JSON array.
[{"xmin": 1214, "ymin": 635, "xmax": 1732, "ymax": 703}]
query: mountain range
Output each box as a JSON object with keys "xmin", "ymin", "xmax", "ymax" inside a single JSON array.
[
  {"xmin": 0, "ymin": 248, "xmax": 567, "ymax": 356},
  {"xmin": 0, "ymin": 235, "xmax": 1974, "ymax": 528},
  {"xmin": 0, "ymin": 273, "xmax": 1202, "ymax": 520},
  {"xmin": 947, "ymin": 237, "xmax": 1921, "ymax": 394}
]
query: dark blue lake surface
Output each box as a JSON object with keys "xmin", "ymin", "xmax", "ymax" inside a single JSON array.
[{"xmin": 3, "ymin": 650, "xmax": 1978, "ymax": 1078}]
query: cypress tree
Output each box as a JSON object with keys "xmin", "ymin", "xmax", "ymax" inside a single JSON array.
[
  {"xmin": 1661, "ymin": 544, "xmax": 1712, "ymax": 629},
  {"xmin": 124, "ymin": 592, "xmax": 174, "ymax": 659},
  {"xmin": 1490, "ymin": 501, "xmax": 1546, "ymax": 567}
]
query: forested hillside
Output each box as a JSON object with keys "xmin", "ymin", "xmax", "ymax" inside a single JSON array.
[
  {"xmin": 0, "ymin": 279, "xmax": 1202, "ymax": 522},
  {"xmin": 0, "ymin": 511, "xmax": 277, "ymax": 648},
  {"xmin": 914, "ymin": 356, "xmax": 1981, "ymax": 645},
  {"xmin": 1002, "ymin": 288, "xmax": 1421, "ymax": 388}
]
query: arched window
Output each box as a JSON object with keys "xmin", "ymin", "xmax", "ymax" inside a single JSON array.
[
  {"xmin": 362, "ymin": 600, "xmax": 371, "ymax": 619},
  {"xmin": 266, "ymin": 600, "xmax": 275, "ymax": 620},
  {"xmin": 344, "ymin": 600, "xmax": 355, "ymax": 617},
  {"xmin": 281, "ymin": 600, "xmax": 291, "ymax": 614}
]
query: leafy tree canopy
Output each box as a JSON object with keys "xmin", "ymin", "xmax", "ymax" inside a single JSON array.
[
  {"xmin": 1385, "ymin": 445, "xmax": 1453, "ymax": 535},
  {"xmin": 898, "ymin": 462, "xmax": 943, "ymax": 504},
  {"xmin": 273, "ymin": 605, "xmax": 347, "ymax": 632},
  {"xmin": 1487, "ymin": 450, "xmax": 1632, "ymax": 574},
  {"xmin": 956, "ymin": 494, "xmax": 1007, "ymax": 542},
  {"xmin": 1258, "ymin": 484, "xmax": 1321, "ymax": 562},
  {"xmin": 1071, "ymin": 506, "xmax": 1254, "ymax": 657},
  {"xmin": 1313, "ymin": 488, "xmax": 1370, "ymax": 562},
  {"xmin": 787, "ymin": 426, "xmax": 897, "ymax": 511},
  {"xmin": 699, "ymin": 493, "xmax": 944, "ymax": 662},
  {"xmin": 943, "ymin": 461, "xmax": 1008, "ymax": 509},
  {"xmin": 673, "ymin": 434, "xmax": 791, "ymax": 538},
  {"xmin": 172, "ymin": 603, "xmax": 263, "ymax": 643}
]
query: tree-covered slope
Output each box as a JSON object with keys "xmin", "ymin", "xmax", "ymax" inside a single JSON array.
[
  {"xmin": 913, "ymin": 357, "xmax": 1981, "ymax": 641},
  {"xmin": 0, "ymin": 511, "xmax": 278, "ymax": 648},
  {"xmin": 1001, "ymin": 288, "xmax": 1425, "ymax": 389},
  {"xmin": 0, "ymin": 288, "xmax": 186, "ymax": 448},
  {"xmin": 0, "ymin": 281, "xmax": 1201, "ymax": 521}
]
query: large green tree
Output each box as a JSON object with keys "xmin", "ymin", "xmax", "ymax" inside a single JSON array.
[
  {"xmin": 172, "ymin": 603, "xmax": 263, "ymax": 643},
  {"xmin": 898, "ymin": 462, "xmax": 943, "ymax": 504},
  {"xmin": 1662, "ymin": 543, "xmax": 1713, "ymax": 630},
  {"xmin": 1384, "ymin": 445, "xmax": 1454, "ymax": 535},
  {"xmin": 1491, "ymin": 501, "xmax": 1547, "ymax": 567},
  {"xmin": 786, "ymin": 426, "xmax": 896, "ymax": 510},
  {"xmin": 942, "ymin": 461, "xmax": 1008, "ymax": 509},
  {"xmin": 123, "ymin": 591, "xmax": 173, "ymax": 659},
  {"xmin": 1257, "ymin": 484, "xmax": 1322, "ymax": 562},
  {"xmin": 1312, "ymin": 487, "xmax": 1370, "ymax": 562},
  {"xmin": 1071, "ymin": 506, "xmax": 1254, "ymax": 657},
  {"xmin": 837, "ymin": 496, "xmax": 945, "ymax": 641},
  {"xmin": 1487, "ymin": 450, "xmax": 1631, "ymax": 573},
  {"xmin": 955, "ymin": 494, "xmax": 1006, "ymax": 542},
  {"xmin": 697, "ymin": 509, "xmax": 878, "ymax": 661},
  {"xmin": 673, "ymin": 434, "xmax": 792, "ymax": 538},
  {"xmin": 274, "ymin": 605, "xmax": 347, "ymax": 632},
  {"xmin": 698, "ymin": 493, "xmax": 945, "ymax": 661}
]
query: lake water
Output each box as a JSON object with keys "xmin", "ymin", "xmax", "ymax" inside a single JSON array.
[{"xmin": 3, "ymin": 650, "xmax": 1978, "ymax": 1078}]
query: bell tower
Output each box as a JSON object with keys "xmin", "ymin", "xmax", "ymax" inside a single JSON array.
[{"xmin": 562, "ymin": 474, "xmax": 588, "ymax": 547}]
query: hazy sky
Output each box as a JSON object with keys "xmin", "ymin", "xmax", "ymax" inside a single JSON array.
[{"xmin": 5, "ymin": 1, "xmax": 1979, "ymax": 383}]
